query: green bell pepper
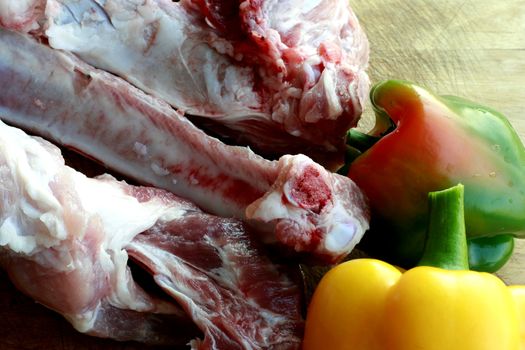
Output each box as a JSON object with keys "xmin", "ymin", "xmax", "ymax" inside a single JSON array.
[
  {"xmin": 346, "ymin": 80, "xmax": 525, "ymax": 271},
  {"xmin": 468, "ymin": 235, "xmax": 515, "ymax": 272}
]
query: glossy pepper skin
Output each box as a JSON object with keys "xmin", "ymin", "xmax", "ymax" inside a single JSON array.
[
  {"xmin": 303, "ymin": 184, "xmax": 523, "ymax": 350},
  {"xmin": 468, "ymin": 234, "xmax": 514, "ymax": 272},
  {"xmin": 347, "ymin": 80, "xmax": 525, "ymax": 269}
]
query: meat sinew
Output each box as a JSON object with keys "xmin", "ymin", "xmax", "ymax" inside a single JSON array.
[
  {"xmin": 0, "ymin": 0, "xmax": 369, "ymax": 169},
  {"xmin": 0, "ymin": 0, "xmax": 370, "ymax": 347},
  {"xmin": 0, "ymin": 28, "xmax": 369, "ymax": 264},
  {"xmin": 0, "ymin": 119, "xmax": 304, "ymax": 349}
]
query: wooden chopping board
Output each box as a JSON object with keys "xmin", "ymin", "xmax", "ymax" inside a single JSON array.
[{"xmin": 1, "ymin": 1, "xmax": 525, "ymax": 348}]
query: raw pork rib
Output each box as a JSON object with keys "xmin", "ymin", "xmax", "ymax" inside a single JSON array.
[
  {"xmin": 1, "ymin": 0, "xmax": 369, "ymax": 169},
  {"xmin": 0, "ymin": 28, "xmax": 369, "ymax": 263},
  {"xmin": 0, "ymin": 120, "xmax": 303, "ymax": 349},
  {"xmin": 0, "ymin": 0, "xmax": 43, "ymax": 32}
]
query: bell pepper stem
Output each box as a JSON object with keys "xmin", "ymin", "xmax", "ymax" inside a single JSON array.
[
  {"xmin": 418, "ymin": 184, "xmax": 470, "ymax": 270},
  {"xmin": 346, "ymin": 130, "xmax": 381, "ymax": 153}
]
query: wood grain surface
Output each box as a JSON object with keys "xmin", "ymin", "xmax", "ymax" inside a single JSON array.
[
  {"xmin": 1, "ymin": 1, "xmax": 524, "ymax": 348},
  {"xmin": 351, "ymin": 0, "xmax": 525, "ymax": 284}
]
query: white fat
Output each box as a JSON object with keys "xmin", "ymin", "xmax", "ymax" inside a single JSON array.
[
  {"xmin": 158, "ymin": 208, "xmax": 186, "ymax": 223},
  {"xmin": 39, "ymin": 211, "xmax": 68, "ymax": 240},
  {"xmin": 324, "ymin": 221, "xmax": 356, "ymax": 252},
  {"xmin": 46, "ymin": 0, "xmax": 145, "ymax": 76},
  {"xmin": 133, "ymin": 141, "xmax": 148, "ymax": 157},
  {"xmin": 0, "ymin": 0, "xmax": 41, "ymax": 31},
  {"xmin": 189, "ymin": 174, "xmax": 199, "ymax": 186},
  {"xmin": 150, "ymin": 162, "xmax": 169, "ymax": 176},
  {"xmin": 203, "ymin": 55, "xmax": 223, "ymax": 106},
  {"xmin": 0, "ymin": 217, "xmax": 36, "ymax": 253},
  {"xmin": 106, "ymin": 249, "xmax": 153, "ymax": 311},
  {"xmin": 289, "ymin": 129, "xmax": 302, "ymax": 137},
  {"xmin": 0, "ymin": 0, "xmax": 35, "ymax": 19},
  {"xmin": 247, "ymin": 192, "xmax": 301, "ymax": 222},
  {"xmin": 301, "ymin": 0, "xmax": 323, "ymax": 13},
  {"xmin": 0, "ymin": 118, "xmax": 178, "ymax": 263},
  {"xmin": 303, "ymin": 69, "xmax": 342, "ymax": 123},
  {"xmin": 323, "ymin": 69, "xmax": 343, "ymax": 120},
  {"xmin": 319, "ymin": 176, "xmax": 368, "ymax": 255},
  {"xmin": 66, "ymin": 303, "xmax": 100, "ymax": 333},
  {"xmin": 113, "ymin": 250, "xmax": 130, "ymax": 302},
  {"xmin": 44, "ymin": 0, "xmax": 262, "ymax": 117},
  {"xmin": 0, "ymin": 121, "xmax": 66, "ymax": 254},
  {"xmin": 0, "ymin": 0, "xmax": 34, "ymax": 15},
  {"xmin": 74, "ymin": 176, "xmax": 170, "ymax": 251}
]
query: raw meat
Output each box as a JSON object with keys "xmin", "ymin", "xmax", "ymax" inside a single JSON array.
[
  {"xmin": 1, "ymin": 0, "xmax": 369, "ymax": 169},
  {"xmin": 0, "ymin": 0, "xmax": 43, "ymax": 32},
  {"xmin": 0, "ymin": 119, "xmax": 304, "ymax": 349},
  {"xmin": 0, "ymin": 28, "xmax": 369, "ymax": 263},
  {"xmin": 128, "ymin": 218, "xmax": 303, "ymax": 350}
]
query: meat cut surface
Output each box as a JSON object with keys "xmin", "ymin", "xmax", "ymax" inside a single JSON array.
[
  {"xmin": 128, "ymin": 217, "xmax": 303, "ymax": 350},
  {"xmin": 0, "ymin": 0, "xmax": 369, "ymax": 169},
  {"xmin": 0, "ymin": 120, "xmax": 304, "ymax": 349},
  {"xmin": 0, "ymin": 0, "xmax": 371, "ymax": 347},
  {"xmin": 0, "ymin": 28, "xmax": 369, "ymax": 263}
]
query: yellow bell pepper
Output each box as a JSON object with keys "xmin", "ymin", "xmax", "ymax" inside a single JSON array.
[
  {"xmin": 511, "ymin": 286, "xmax": 525, "ymax": 346},
  {"xmin": 303, "ymin": 184, "xmax": 524, "ymax": 350}
]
